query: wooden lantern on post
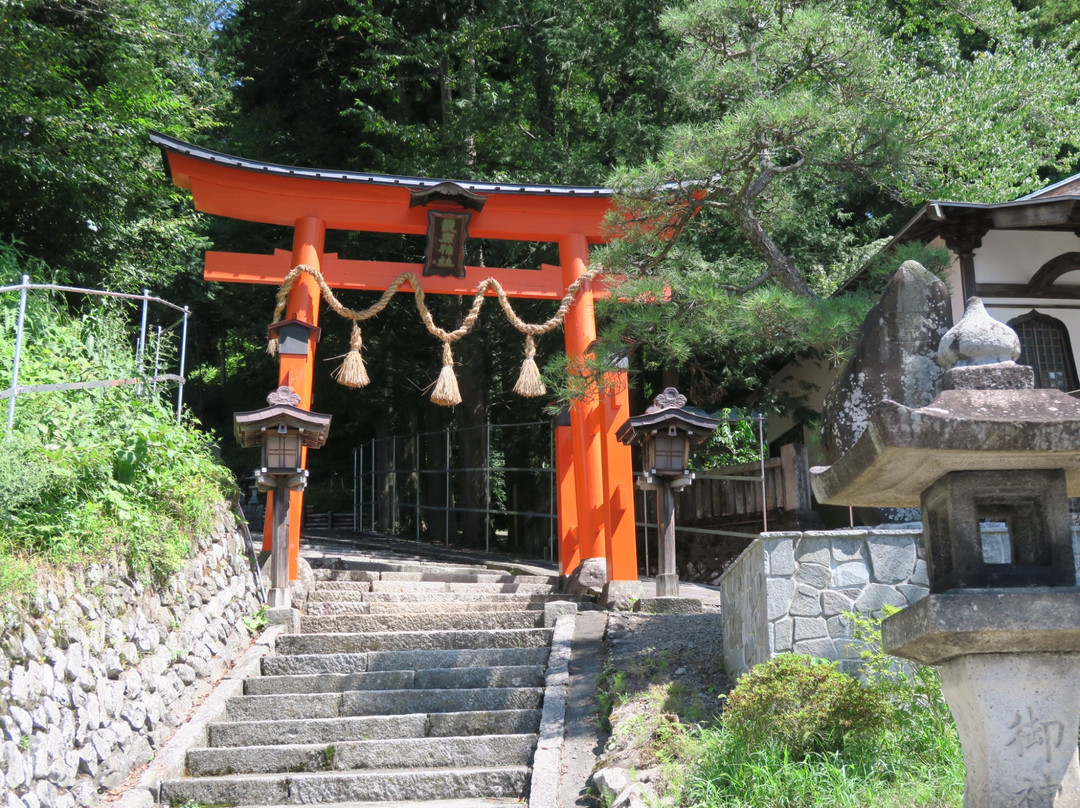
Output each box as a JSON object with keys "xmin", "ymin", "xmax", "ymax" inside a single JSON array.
[
  {"xmin": 617, "ymin": 388, "xmax": 718, "ymax": 597},
  {"xmin": 234, "ymin": 386, "xmax": 331, "ymax": 608}
]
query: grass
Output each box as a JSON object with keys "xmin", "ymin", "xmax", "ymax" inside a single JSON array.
[
  {"xmin": 603, "ymin": 610, "xmax": 965, "ymax": 808},
  {"xmin": 0, "ymin": 259, "xmax": 234, "ymax": 599},
  {"xmin": 667, "ymin": 721, "xmax": 963, "ymax": 808}
]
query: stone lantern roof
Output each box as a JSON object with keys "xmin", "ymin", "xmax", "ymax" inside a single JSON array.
[{"xmin": 811, "ymin": 298, "xmax": 1080, "ymax": 507}]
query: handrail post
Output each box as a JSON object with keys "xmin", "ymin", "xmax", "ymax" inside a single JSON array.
[
  {"xmin": 445, "ymin": 427, "xmax": 451, "ymax": 546},
  {"xmin": 136, "ymin": 288, "xmax": 149, "ymax": 394},
  {"xmin": 758, "ymin": 414, "xmax": 768, "ymax": 533},
  {"xmin": 176, "ymin": 306, "xmax": 189, "ymax": 423},
  {"xmin": 485, "ymin": 420, "xmax": 492, "ymax": 554},
  {"xmin": 5, "ymin": 274, "xmax": 30, "ymax": 435}
]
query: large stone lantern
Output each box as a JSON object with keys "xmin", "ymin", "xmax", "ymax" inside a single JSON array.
[
  {"xmin": 811, "ymin": 298, "xmax": 1080, "ymax": 808},
  {"xmin": 617, "ymin": 388, "xmax": 718, "ymax": 597},
  {"xmin": 234, "ymin": 386, "xmax": 331, "ymax": 609}
]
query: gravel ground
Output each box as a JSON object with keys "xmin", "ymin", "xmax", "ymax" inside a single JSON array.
[{"xmin": 590, "ymin": 604, "xmax": 731, "ymax": 806}]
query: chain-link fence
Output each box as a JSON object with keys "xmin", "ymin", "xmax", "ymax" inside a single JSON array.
[{"xmin": 354, "ymin": 419, "xmax": 557, "ymax": 560}]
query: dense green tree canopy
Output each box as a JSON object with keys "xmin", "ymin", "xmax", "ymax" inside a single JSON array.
[
  {"xmin": 594, "ymin": 0, "xmax": 1080, "ymax": 409},
  {"xmin": 0, "ymin": 0, "xmax": 232, "ymax": 288}
]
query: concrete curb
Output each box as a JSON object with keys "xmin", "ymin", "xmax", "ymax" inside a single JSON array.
[
  {"xmin": 113, "ymin": 624, "xmax": 286, "ymax": 808},
  {"xmin": 529, "ymin": 613, "xmax": 575, "ymax": 808}
]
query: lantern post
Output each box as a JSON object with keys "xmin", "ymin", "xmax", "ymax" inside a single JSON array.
[
  {"xmin": 234, "ymin": 386, "xmax": 331, "ymax": 610},
  {"xmin": 617, "ymin": 388, "xmax": 718, "ymax": 598}
]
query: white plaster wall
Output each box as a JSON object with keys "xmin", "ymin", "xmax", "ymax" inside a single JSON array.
[
  {"xmin": 767, "ymin": 357, "xmax": 835, "ymax": 465},
  {"xmin": 974, "ymin": 230, "xmax": 1080, "ymax": 284}
]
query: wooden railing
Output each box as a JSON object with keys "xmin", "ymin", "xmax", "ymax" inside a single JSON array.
[
  {"xmin": 301, "ymin": 510, "xmax": 356, "ymax": 531},
  {"xmin": 675, "ymin": 443, "xmax": 813, "ymax": 530}
]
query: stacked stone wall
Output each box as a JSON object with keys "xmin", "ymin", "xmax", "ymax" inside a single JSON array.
[
  {"xmin": 720, "ymin": 525, "xmax": 1080, "ymax": 678},
  {"xmin": 0, "ymin": 504, "xmax": 261, "ymax": 808}
]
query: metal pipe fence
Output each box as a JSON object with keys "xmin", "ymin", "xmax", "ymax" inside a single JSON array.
[
  {"xmin": 1, "ymin": 277, "xmax": 190, "ymax": 432},
  {"xmin": 354, "ymin": 419, "xmax": 557, "ymax": 560}
]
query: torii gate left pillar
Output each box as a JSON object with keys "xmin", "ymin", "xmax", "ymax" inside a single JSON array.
[
  {"xmin": 152, "ymin": 133, "xmax": 641, "ymax": 594},
  {"xmin": 269, "ymin": 217, "xmax": 325, "ymax": 578}
]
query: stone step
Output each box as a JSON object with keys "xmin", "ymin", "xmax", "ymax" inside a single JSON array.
[
  {"xmin": 314, "ymin": 581, "xmax": 377, "ymax": 592},
  {"xmin": 159, "ymin": 765, "xmax": 529, "ymax": 806},
  {"xmin": 225, "ymin": 687, "xmax": 542, "ymax": 722},
  {"xmin": 299, "ymin": 611, "xmax": 543, "ymax": 634},
  {"xmin": 368, "ymin": 581, "xmax": 555, "ymax": 594},
  {"xmin": 305, "ymin": 602, "xmax": 372, "ymax": 616},
  {"xmin": 309, "ymin": 588, "xmax": 371, "ymax": 602},
  {"xmin": 245, "ymin": 664, "xmax": 545, "ymax": 695},
  {"xmin": 313, "ymin": 569, "xmax": 381, "ymax": 582},
  {"xmin": 261, "ymin": 647, "xmax": 550, "ymax": 676},
  {"xmin": 364, "ymin": 600, "xmax": 544, "ymax": 614},
  {"xmin": 209, "ymin": 710, "xmax": 542, "ymax": 748},
  {"xmin": 229, "ymin": 799, "xmax": 524, "ymax": 808},
  {"xmin": 274, "ymin": 628, "xmax": 553, "ymax": 656},
  {"xmin": 186, "ymin": 733, "xmax": 537, "ymax": 776},
  {"xmin": 312, "ymin": 562, "xmax": 510, "ymax": 580},
  {"xmin": 304, "ymin": 599, "xmax": 549, "ymax": 616},
  {"xmin": 375, "ymin": 571, "xmax": 555, "ymax": 585},
  {"xmin": 361, "ymin": 591, "xmax": 567, "ymax": 604}
]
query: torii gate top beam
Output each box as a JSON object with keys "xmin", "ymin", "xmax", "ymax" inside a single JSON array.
[{"xmin": 151, "ymin": 132, "xmax": 615, "ymax": 243}]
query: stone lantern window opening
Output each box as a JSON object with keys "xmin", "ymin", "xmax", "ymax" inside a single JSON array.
[{"xmin": 921, "ymin": 469, "xmax": 1071, "ymax": 593}]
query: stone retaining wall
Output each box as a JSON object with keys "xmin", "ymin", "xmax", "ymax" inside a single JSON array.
[
  {"xmin": 0, "ymin": 504, "xmax": 261, "ymax": 808},
  {"xmin": 719, "ymin": 525, "xmax": 1080, "ymax": 678},
  {"xmin": 719, "ymin": 528, "xmax": 929, "ymax": 678}
]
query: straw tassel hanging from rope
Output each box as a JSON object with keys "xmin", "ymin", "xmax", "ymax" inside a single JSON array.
[
  {"xmin": 430, "ymin": 341, "xmax": 462, "ymax": 406},
  {"xmin": 513, "ymin": 334, "xmax": 546, "ymax": 397},
  {"xmin": 332, "ymin": 322, "xmax": 370, "ymax": 388},
  {"xmin": 267, "ymin": 264, "xmax": 595, "ymax": 406}
]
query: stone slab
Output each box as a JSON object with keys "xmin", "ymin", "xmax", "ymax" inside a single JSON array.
[
  {"xmin": 632, "ymin": 598, "xmax": 702, "ymax": 614},
  {"xmin": 883, "ymin": 589, "xmax": 1080, "ymax": 665},
  {"xmin": 811, "ymin": 389, "xmax": 1080, "ymax": 507}
]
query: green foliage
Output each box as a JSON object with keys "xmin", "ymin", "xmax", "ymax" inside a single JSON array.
[
  {"xmin": 243, "ymin": 605, "xmax": 268, "ymax": 634},
  {"xmin": 0, "ymin": 0, "xmax": 233, "ymax": 289},
  {"xmin": 721, "ymin": 655, "xmax": 891, "ymax": 760},
  {"xmin": 692, "ymin": 411, "xmax": 763, "ymax": 470},
  {"xmin": 0, "ymin": 262, "xmax": 233, "ymax": 595},
  {"xmin": 596, "ymin": 0, "xmax": 1080, "ymax": 411},
  {"xmin": 664, "ymin": 615, "xmax": 964, "ymax": 808}
]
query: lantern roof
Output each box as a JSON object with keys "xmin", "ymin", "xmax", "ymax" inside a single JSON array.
[
  {"xmin": 233, "ymin": 387, "xmax": 332, "ymax": 450},
  {"xmin": 616, "ymin": 388, "xmax": 719, "ymax": 447},
  {"xmin": 268, "ymin": 317, "xmax": 322, "ymax": 342},
  {"xmin": 811, "ymin": 300, "xmax": 1080, "ymax": 507}
]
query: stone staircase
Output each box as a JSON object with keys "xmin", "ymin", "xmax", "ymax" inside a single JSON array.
[{"xmin": 158, "ymin": 555, "xmax": 569, "ymax": 807}]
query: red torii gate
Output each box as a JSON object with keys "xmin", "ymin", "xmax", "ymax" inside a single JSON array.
[{"xmin": 153, "ymin": 133, "xmax": 639, "ymax": 594}]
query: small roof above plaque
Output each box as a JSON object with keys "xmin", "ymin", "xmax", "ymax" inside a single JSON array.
[
  {"xmin": 616, "ymin": 387, "xmax": 720, "ymax": 447},
  {"xmin": 409, "ymin": 182, "xmax": 488, "ymax": 212},
  {"xmin": 233, "ymin": 386, "xmax": 332, "ymax": 450}
]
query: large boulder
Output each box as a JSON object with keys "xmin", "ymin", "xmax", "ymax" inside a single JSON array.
[{"xmin": 822, "ymin": 261, "xmax": 952, "ymax": 463}]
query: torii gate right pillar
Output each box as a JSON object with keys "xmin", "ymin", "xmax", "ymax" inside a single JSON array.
[{"xmin": 559, "ymin": 234, "xmax": 639, "ymax": 587}]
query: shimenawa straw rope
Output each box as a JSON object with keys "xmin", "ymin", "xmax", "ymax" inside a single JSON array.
[{"xmin": 268, "ymin": 265, "xmax": 597, "ymax": 406}]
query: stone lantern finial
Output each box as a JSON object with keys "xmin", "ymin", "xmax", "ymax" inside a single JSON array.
[
  {"xmin": 937, "ymin": 297, "xmax": 1021, "ymax": 370},
  {"xmin": 936, "ymin": 298, "xmax": 1033, "ymax": 392}
]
